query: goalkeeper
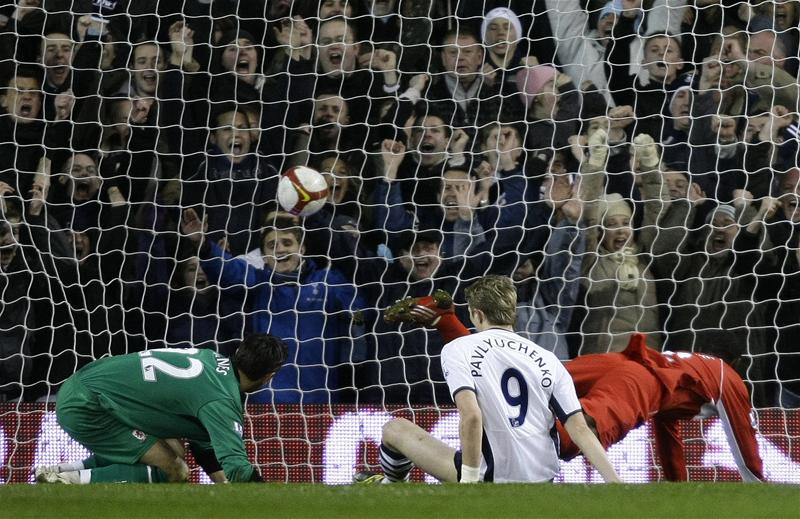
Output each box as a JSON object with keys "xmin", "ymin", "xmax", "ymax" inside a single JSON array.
[
  {"xmin": 35, "ymin": 334, "xmax": 288, "ymax": 484},
  {"xmin": 384, "ymin": 292, "xmax": 764, "ymax": 482}
]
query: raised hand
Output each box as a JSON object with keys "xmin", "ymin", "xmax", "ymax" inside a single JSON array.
[
  {"xmin": 75, "ymin": 15, "xmax": 92, "ymax": 42},
  {"xmin": 745, "ymin": 194, "xmax": 780, "ymax": 234},
  {"xmin": 0, "ymin": 181, "xmax": 15, "ymax": 199},
  {"xmin": 361, "ymin": 49, "xmax": 397, "ymax": 72},
  {"xmin": 28, "ymin": 163, "xmax": 50, "ymax": 217},
  {"xmin": 14, "ymin": 0, "xmax": 40, "ymax": 22},
  {"xmin": 0, "ymin": 180, "xmax": 12, "ymax": 215},
  {"xmin": 561, "ymin": 195, "xmax": 583, "ymax": 224},
  {"xmin": 452, "ymin": 179, "xmax": 473, "ymax": 221},
  {"xmin": 217, "ymin": 236, "xmax": 231, "ymax": 254},
  {"xmin": 731, "ymin": 189, "xmax": 753, "ymax": 212},
  {"xmin": 481, "ymin": 63, "xmax": 497, "ymax": 88},
  {"xmin": 722, "ymin": 39, "xmax": 746, "ymax": 62},
  {"xmin": 497, "ymin": 128, "xmax": 522, "ymax": 171},
  {"xmin": 181, "ymin": 208, "xmax": 207, "ymax": 243},
  {"xmin": 688, "ymin": 182, "xmax": 706, "ymax": 207},
  {"xmin": 54, "ymin": 89, "xmax": 75, "ymax": 121},
  {"xmin": 470, "ymin": 160, "xmax": 496, "ymax": 208},
  {"xmin": 699, "ymin": 57, "xmax": 722, "ymax": 91},
  {"xmin": 760, "ymin": 105, "xmax": 794, "ymax": 143},
  {"xmin": 107, "ymin": 186, "xmax": 126, "ymax": 208},
  {"xmin": 587, "ymin": 128, "xmax": 609, "ymax": 169},
  {"xmin": 380, "ymin": 139, "xmax": 406, "ymax": 181},
  {"xmin": 168, "ymin": 21, "xmax": 195, "ymax": 66},
  {"xmin": 543, "ymin": 174, "xmax": 568, "ymax": 208},
  {"xmin": 620, "ymin": 0, "xmax": 642, "ymax": 18},
  {"xmin": 757, "ymin": 196, "xmax": 780, "ymax": 221},
  {"xmin": 721, "ymin": 39, "xmax": 746, "ymax": 86},
  {"xmin": 632, "ymin": 133, "xmax": 659, "ymax": 170},
  {"xmin": 568, "ymin": 134, "xmax": 587, "ymax": 163},
  {"xmin": 448, "ymin": 129, "xmax": 469, "ymax": 155},
  {"xmin": 408, "ymin": 73, "xmax": 430, "ymax": 93},
  {"xmin": 360, "ymin": 48, "xmax": 399, "ymax": 86},
  {"xmin": 273, "ymin": 16, "xmax": 313, "ymax": 61}
]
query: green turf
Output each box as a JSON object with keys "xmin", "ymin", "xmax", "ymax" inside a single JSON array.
[{"xmin": 2, "ymin": 483, "xmax": 798, "ymax": 519}]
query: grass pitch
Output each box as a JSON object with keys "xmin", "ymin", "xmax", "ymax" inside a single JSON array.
[{"xmin": 2, "ymin": 483, "xmax": 797, "ymax": 519}]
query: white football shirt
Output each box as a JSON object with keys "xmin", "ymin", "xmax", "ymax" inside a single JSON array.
[{"xmin": 441, "ymin": 328, "xmax": 581, "ymax": 483}]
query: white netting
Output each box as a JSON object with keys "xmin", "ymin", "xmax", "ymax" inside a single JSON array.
[{"xmin": 0, "ymin": 0, "xmax": 798, "ymax": 482}]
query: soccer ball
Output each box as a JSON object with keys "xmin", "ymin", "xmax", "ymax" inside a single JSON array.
[{"xmin": 277, "ymin": 166, "xmax": 329, "ymax": 217}]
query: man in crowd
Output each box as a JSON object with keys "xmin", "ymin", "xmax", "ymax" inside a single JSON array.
[
  {"xmin": 182, "ymin": 103, "xmax": 279, "ymax": 256},
  {"xmin": 182, "ymin": 209, "xmax": 365, "ymax": 404}
]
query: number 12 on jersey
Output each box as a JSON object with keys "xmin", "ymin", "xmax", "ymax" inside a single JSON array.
[
  {"xmin": 501, "ymin": 368, "xmax": 528, "ymax": 427},
  {"xmin": 139, "ymin": 349, "xmax": 204, "ymax": 382}
]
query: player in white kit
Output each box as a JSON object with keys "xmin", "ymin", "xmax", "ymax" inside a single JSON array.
[{"xmin": 356, "ymin": 276, "xmax": 620, "ymax": 484}]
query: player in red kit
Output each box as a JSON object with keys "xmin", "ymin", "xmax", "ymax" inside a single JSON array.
[{"xmin": 384, "ymin": 292, "xmax": 764, "ymax": 482}]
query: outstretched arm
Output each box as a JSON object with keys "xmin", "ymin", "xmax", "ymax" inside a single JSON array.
[
  {"xmin": 564, "ymin": 412, "xmax": 621, "ymax": 482},
  {"xmin": 718, "ymin": 367, "xmax": 765, "ymax": 482},
  {"xmin": 182, "ymin": 208, "xmax": 260, "ymax": 288},
  {"xmin": 652, "ymin": 415, "xmax": 687, "ymax": 481},
  {"xmin": 196, "ymin": 401, "xmax": 259, "ymax": 482},
  {"xmin": 188, "ymin": 442, "xmax": 229, "ymax": 483}
]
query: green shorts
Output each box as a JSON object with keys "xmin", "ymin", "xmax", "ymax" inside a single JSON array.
[{"xmin": 56, "ymin": 375, "xmax": 158, "ymax": 465}]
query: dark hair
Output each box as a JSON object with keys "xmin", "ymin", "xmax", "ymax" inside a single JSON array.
[
  {"xmin": 172, "ymin": 255, "xmax": 203, "ymax": 290},
  {"xmin": 440, "ymin": 27, "xmax": 481, "ymax": 46},
  {"xmin": 261, "ymin": 216, "xmax": 304, "ymax": 246},
  {"xmin": 643, "ymin": 32, "xmax": 682, "ymax": 56},
  {"xmin": 415, "ymin": 228, "xmax": 443, "ymax": 245},
  {"xmin": 314, "ymin": 88, "xmax": 346, "ymax": 100},
  {"xmin": 213, "ymin": 17, "xmax": 238, "ymax": 44},
  {"xmin": 42, "ymin": 14, "xmax": 72, "ymax": 39},
  {"xmin": 6, "ymin": 64, "xmax": 44, "ymax": 88},
  {"xmin": 234, "ymin": 333, "xmax": 288, "ymax": 381},
  {"xmin": 319, "ymin": 16, "xmax": 359, "ymax": 42},
  {"xmin": 211, "ymin": 102, "xmax": 246, "ymax": 128},
  {"xmin": 411, "ymin": 108, "xmax": 454, "ymax": 138},
  {"xmin": 442, "ymin": 166, "xmax": 470, "ymax": 178},
  {"xmin": 129, "ymin": 39, "xmax": 165, "ymax": 63}
]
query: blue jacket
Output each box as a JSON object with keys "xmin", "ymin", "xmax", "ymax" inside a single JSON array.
[{"xmin": 200, "ymin": 243, "xmax": 365, "ymax": 404}]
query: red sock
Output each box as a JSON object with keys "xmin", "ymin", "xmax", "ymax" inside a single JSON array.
[{"xmin": 436, "ymin": 314, "xmax": 470, "ymax": 343}]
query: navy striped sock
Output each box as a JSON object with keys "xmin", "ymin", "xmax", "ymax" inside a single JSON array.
[{"xmin": 379, "ymin": 444, "xmax": 412, "ymax": 482}]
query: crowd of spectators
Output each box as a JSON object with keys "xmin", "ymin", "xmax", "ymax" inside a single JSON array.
[{"xmin": 0, "ymin": 0, "xmax": 798, "ymax": 409}]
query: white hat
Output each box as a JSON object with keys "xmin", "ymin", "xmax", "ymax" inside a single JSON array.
[
  {"xmin": 598, "ymin": 193, "xmax": 633, "ymax": 222},
  {"xmin": 481, "ymin": 7, "xmax": 523, "ymax": 44}
]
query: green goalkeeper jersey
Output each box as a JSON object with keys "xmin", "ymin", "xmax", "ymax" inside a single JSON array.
[{"xmin": 73, "ymin": 348, "xmax": 254, "ymax": 482}]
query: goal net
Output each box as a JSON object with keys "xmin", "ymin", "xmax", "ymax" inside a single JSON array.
[{"xmin": 0, "ymin": 0, "xmax": 799, "ymax": 483}]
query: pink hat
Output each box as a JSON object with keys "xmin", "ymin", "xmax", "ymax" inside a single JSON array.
[{"xmin": 515, "ymin": 65, "xmax": 558, "ymax": 109}]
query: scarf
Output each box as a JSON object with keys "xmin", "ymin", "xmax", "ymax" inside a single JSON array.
[{"xmin": 599, "ymin": 245, "xmax": 641, "ymax": 291}]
